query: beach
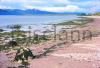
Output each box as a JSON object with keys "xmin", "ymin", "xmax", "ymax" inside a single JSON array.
[
  {"xmin": 0, "ymin": 16, "xmax": 100, "ymax": 68},
  {"xmin": 29, "ymin": 16, "xmax": 100, "ymax": 68}
]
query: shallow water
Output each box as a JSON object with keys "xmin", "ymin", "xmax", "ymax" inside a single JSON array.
[{"xmin": 0, "ymin": 15, "xmax": 78, "ymax": 26}]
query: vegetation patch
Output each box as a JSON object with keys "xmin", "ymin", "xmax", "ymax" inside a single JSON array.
[{"xmin": 58, "ymin": 18, "xmax": 93, "ymax": 25}]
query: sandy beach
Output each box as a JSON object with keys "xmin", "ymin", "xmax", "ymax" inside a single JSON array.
[
  {"xmin": 29, "ymin": 16, "xmax": 100, "ymax": 68},
  {"xmin": 0, "ymin": 16, "xmax": 100, "ymax": 68}
]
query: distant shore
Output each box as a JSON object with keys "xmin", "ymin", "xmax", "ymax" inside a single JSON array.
[{"xmin": 81, "ymin": 16, "xmax": 100, "ymax": 18}]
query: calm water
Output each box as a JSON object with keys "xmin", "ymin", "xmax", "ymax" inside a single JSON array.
[
  {"xmin": 0, "ymin": 15, "xmax": 79, "ymax": 31},
  {"xmin": 0, "ymin": 15, "xmax": 78, "ymax": 26}
]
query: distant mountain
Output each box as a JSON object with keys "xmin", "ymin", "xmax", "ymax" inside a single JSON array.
[
  {"xmin": 24, "ymin": 9, "xmax": 59, "ymax": 14},
  {"xmin": 0, "ymin": 9, "xmax": 59, "ymax": 15},
  {"xmin": 62, "ymin": 12, "xmax": 87, "ymax": 15},
  {"xmin": 0, "ymin": 9, "xmax": 86, "ymax": 15}
]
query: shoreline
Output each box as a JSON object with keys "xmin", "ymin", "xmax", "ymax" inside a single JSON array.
[{"xmin": 0, "ymin": 16, "xmax": 100, "ymax": 68}]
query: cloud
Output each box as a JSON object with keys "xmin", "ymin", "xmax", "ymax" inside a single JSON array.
[
  {"xmin": 1, "ymin": 0, "xmax": 39, "ymax": 2},
  {"xmin": 65, "ymin": 5, "xmax": 80, "ymax": 12},
  {"xmin": 0, "ymin": 0, "xmax": 100, "ymax": 13},
  {"xmin": 0, "ymin": 5, "xmax": 12, "ymax": 9},
  {"xmin": 36, "ymin": 5, "xmax": 80, "ymax": 12}
]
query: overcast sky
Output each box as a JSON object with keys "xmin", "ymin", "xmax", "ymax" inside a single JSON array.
[{"xmin": 0, "ymin": 0, "xmax": 100, "ymax": 13}]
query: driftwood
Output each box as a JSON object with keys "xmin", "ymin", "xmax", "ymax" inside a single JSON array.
[
  {"xmin": 35, "ymin": 41, "xmax": 67, "ymax": 58},
  {"xmin": 35, "ymin": 45, "xmax": 56, "ymax": 58}
]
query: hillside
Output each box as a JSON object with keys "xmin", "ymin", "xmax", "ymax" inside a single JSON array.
[
  {"xmin": 0, "ymin": 9, "xmax": 58, "ymax": 15},
  {"xmin": 0, "ymin": 9, "xmax": 87, "ymax": 15}
]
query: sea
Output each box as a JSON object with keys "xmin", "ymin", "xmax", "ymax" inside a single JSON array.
[{"xmin": 0, "ymin": 15, "xmax": 79, "ymax": 31}]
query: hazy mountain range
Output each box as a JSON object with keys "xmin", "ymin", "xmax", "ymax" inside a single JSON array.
[{"xmin": 0, "ymin": 9, "xmax": 86, "ymax": 15}]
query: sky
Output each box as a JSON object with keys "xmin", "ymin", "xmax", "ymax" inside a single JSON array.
[{"xmin": 0, "ymin": 0, "xmax": 100, "ymax": 13}]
